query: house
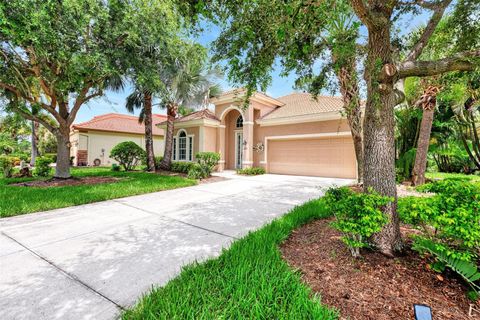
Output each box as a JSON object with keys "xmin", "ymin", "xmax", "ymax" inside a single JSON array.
[
  {"xmin": 157, "ymin": 89, "xmax": 357, "ymax": 179},
  {"xmin": 70, "ymin": 113, "xmax": 166, "ymax": 166}
]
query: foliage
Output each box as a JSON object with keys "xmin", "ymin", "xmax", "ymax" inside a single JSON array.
[
  {"xmin": 324, "ymin": 187, "xmax": 392, "ymax": 257},
  {"xmin": 122, "ymin": 198, "xmax": 338, "ymax": 319},
  {"xmin": 110, "ymin": 142, "xmax": 146, "ymax": 171},
  {"xmin": 412, "ymin": 237, "xmax": 480, "ymax": 294},
  {"xmin": 170, "ymin": 161, "xmax": 196, "ymax": 174},
  {"xmin": 186, "ymin": 152, "xmax": 220, "ymax": 179},
  {"xmin": 399, "ymin": 179, "xmax": 480, "ymax": 263},
  {"xmin": 236, "ymin": 167, "xmax": 266, "ymax": 175},
  {"xmin": 154, "ymin": 156, "xmax": 164, "ymax": 170},
  {"xmin": 0, "ymin": 167, "xmax": 196, "ymax": 218},
  {"xmin": 0, "ymin": 0, "xmax": 188, "ymax": 178},
  {"xmin": 111, "ymin": 164, "xmax": 121, "ymax": 172},
  {"xmin": 0, "ymin": 155, "xmax": 14, "ymax": 178},
  {"xmin": 187, "ymin": 163, "xmax": 204, "ymax": 179},
  {"xmin": 34, "ymin": 156, "xmax": 53, "ymax": 177}
]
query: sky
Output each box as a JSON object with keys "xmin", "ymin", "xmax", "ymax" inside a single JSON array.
[{"xmin": 74, "ymin": 9, "xmax": 432, "ymax": 124}]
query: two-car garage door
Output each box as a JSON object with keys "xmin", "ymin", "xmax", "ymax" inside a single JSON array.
[{"xmin": 267, "ymin": 136, "xmax": 357, "ymax": 179}]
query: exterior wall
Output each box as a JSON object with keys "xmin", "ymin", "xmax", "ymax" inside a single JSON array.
[
  {"xmin": 203, "ymin": 126, "xmax": 217, "ymax": 152},
  {"xmin": 70, "ymin": 130, "xmax": 164, "ymax": 166}
]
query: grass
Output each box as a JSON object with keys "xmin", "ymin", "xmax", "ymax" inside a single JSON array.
[
  {"xmin": 0, "ymin": 167, "xmax": 196, "ymax": 218},
  {"xmin": 122, "ymin": 198, "xmax": 337, "ymax": 320},
  {"xmin": 426, "ymin": 171, "xmax": 480, "ymax": 182}
]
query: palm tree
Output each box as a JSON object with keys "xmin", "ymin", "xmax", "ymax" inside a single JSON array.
[
  {"xmin": 158, "ymin": 53, "xmax": 222, "ymax": 170},
  {"xmin": 125, "ymin": 89, "xmax": 156, "ymax": 171}
]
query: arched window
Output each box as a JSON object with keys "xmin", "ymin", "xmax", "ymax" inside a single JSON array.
[
  {"xmin": 236, "ymin": 115, "xmax": 243, "ymax": 128},
  {"xmin": 178, "ymin": 130, "xmax": 187, "ymax": 160},
  {"xmin": 172, "ymin": 129, "xmax": 194, "ymax": 161}
]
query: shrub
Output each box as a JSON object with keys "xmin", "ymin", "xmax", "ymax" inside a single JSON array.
[
  {"xmin": 111, "ymin": 163, "xmax": 121, "ymax": 172},
  {"xmin": 34, "ymin": 156, "xmax": 53, "ymax": 177},
  {"xmin": 324, "ymin": 187, "xmax": 392, "ymax": 257},
  {"xmin": 237, "ymin": 167, "xmax": 266, "ymax": 175},
  {"xmin": 192, "ymin": 152, "xmax": 220, "ymax": 177},
  {"xmin": 187, "ymin": 163, "xmax": 204, "ymax": 179},
  {"xmin": 402, "ymin": 179, "xmax": 480, "ymax": 262},
  {"xmin": 171, "ymin": 161, "xmax": 196, "ymax": 174},
  {"xmin": 154, "ymin": 156, "xmax": 163, "ymax": 170},
  {"xmin": 185, "ymin": 152, "xmax": 220, "ymax": 180},
  {"xmin": 110, "ymin": 141, "xmax": 145, "ymax": 171},
  {"xmin": 0, "ymin": 156, "xmax": 14, "ymax": 178},
  {"xmin": 43, "ymin": 153, "xmax": 57, "ymax": 163}
]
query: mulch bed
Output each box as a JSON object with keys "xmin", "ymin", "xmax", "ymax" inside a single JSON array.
[
  {"xmin": 155, "ymin": 170, "xmax": 228, "ymax": 184},
  {"xmin": 281, "ymin": 218, "xmax": 477, "ymax": 320},
  {"xmin": 11, "ymin": 176, "xmax": 121, "ymax": 187}
]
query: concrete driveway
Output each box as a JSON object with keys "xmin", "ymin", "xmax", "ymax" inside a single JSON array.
[{"xmin": 0, "ymin": 172, "xmax": 353, "ymax": 320}]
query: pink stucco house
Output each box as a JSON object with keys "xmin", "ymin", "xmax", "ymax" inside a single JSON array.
[{"xmin": 157, "ymin": 89, "xmax": 357, "ymax": 179}]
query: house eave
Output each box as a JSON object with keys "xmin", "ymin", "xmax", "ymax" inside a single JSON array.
[
  {"xmin": 157, "ymin": 118, "xmax": 221, "ymax": 129},
  {"xmin": 256, "ymin": 111, "xmax": 345, "ymax": 126}
]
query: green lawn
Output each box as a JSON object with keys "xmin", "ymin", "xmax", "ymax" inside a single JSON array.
[
  {"xmin": 426, "ymin": 171, "xmax": 480, "ymax": 182},
  {"xmin": 122, "ymin": 198, "xmax": 337, "ymax": 320},
  {"xmin": 0, "ymin": 167, "xmax": 196, "ymax": 218}
]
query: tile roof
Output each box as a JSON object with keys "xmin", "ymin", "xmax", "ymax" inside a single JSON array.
[
  {"xmin": 261, "ymin": 92, "xmax": 344, "ymax": 120},
  {"xmin": 73, "ymin": 113, "xmax": 166, "ymax": 136},
  {"xmin": 158, "ymin": 109, "xmax": 220, "ymax": 125}
]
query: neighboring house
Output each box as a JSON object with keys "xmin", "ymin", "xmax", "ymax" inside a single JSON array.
[
  {"xmin": 157, "ymin": 89, "xmax": 357, "ymax": 179},
  {"xmin": 70, "ymin": 113, "xmax": 166, "ymax": 166}
]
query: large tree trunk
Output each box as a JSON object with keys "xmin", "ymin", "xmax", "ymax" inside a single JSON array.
[
  {"xmin": 143, "ymin": 92, "xmax": 155, "ymax": 172},
  {"xmin": 411, "ymin": 106, "xmax": 435, "ymax": 186},
  {"xmin": 55, "ymin": 129, "xmax": 71, "ymax": 178},
  {"xmin": 30, "ymin": 120, "xmax": 39, "ymax": 166},
  {"xmin": 159, "ymin": 103, "xmax": 177, "ymax": 170},
  {"xmin": 363, "ymin": 22, "xmax": 402, "ymax": 257},
  {"xmin": 336, "ymin": 62, "xmax": 363, "ymax": 182}
]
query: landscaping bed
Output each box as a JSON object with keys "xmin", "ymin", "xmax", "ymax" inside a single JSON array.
[
  {"xmin": 281, "ymin": 218, "xmax": 474, "ymax": 320},
  {"xmin": 10, "ymin": 176, "xmax": 121, "ymax": 187}
]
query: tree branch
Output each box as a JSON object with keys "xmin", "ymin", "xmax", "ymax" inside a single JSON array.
[
  {"xmin": 398, "ymin": 49, "xmax": 480, "ymax": 78},
  {"xmin": 405, "ymin": 0, "xmax": 452, "ymax": 61},
  {"xmin": 12, "ymin": 106, "xmax": 57, "ymax": 134},
  {"xmin": 349, "ymin": 0, "xmax": 375, "ymax": 28}
]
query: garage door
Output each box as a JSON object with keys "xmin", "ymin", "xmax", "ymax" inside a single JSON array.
[{"xmin": 267, "ymin": 137, "xmax": 357, "ymax": 178}]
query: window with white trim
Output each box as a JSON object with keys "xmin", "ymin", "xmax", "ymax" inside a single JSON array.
[
  {"xmin": 173, "ymin": 137, "xmax": 177, "ymax": 160},
  {"xmin": 178, "ymin": 131, "xmax": 187, "ymax": 160},
  {"xmin": 172, "ymin": 129, "xmax": 194, "ymax": 161}
]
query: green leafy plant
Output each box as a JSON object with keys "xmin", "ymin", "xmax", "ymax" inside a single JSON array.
[
  {"xmin": 186, "ymin": 152, "xmax": 220, "ymax": 179},
  {"xmin": 154, "ymin": 156, "xmax": 164, "ymax": 170},
  {"xmin": 111, "ymin": 164, "xmax": 121, "ymax": 172},
  {"xmin": 324, "ymin": 187, "xmax": 392, "ymax": 257},
  {"xmin": 110, "ymin": 141, "xmax": 146, "ymax": 171},
  {"xmin": 413, "ymin": 238, "xmax": 480, "ymax": 295},
  {"xmin": 237, "ymin": 167, "xmax": 266, "ymax": 175},
  {"xmin": 170, "ymin": 162, "xmax": 196, "ymax": 174},
  {"xmin": 405, "ymin": 179, "xmax": 480, "ymax": 262},
  {"xmin": 0, "ymin": 156, "xmax": 14, "ymax": 178},
  {"xmin": 34, "ymin": 156, "xmax": 53, "ymax": 177}
]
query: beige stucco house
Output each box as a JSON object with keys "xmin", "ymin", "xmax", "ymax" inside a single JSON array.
[
  {"xmin": 70, "ymin": 113, "xmax": 166, "ymax": 166},
  {"xmin": 157, "ymin": 89, "xmax": 357, "ymax": 179}
]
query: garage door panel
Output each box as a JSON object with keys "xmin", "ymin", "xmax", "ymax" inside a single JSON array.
[{"xmin": 267, "ymin": 137, "xmax": 356, "ymax": 179}]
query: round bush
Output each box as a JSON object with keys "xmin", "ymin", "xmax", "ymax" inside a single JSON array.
[{"xmin": 110, "ymin": 141, "xmax": 145, "ymax": 171}]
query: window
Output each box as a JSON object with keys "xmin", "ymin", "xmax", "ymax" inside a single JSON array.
[
  {"xmin": 188, "ymin": 137, "xmax": 193, "ymax": 161},
  {"xmin": 173, "ymin": 138, "xmax": 177, "ymax": 160},
  {"xmin": 172, "ymin": 130, "xmax": 194, "ymax": 161},
  {"xmin": 236, "ymin": 115, "xmax": 243, "ymax": 128},
  {"xmin": 178, "ymin": 131, "xmax": 187, "ymax": 160}
]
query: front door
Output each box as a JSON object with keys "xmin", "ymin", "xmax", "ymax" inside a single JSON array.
[{"xmin": 235, "ymin": 131, "xmax": 243, "ymax": 169}]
